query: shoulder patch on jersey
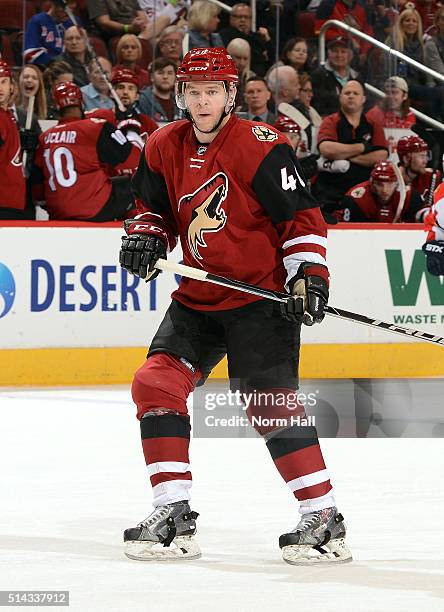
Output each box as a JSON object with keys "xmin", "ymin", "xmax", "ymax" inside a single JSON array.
[
  {"xmin": 89, "ymin": 118, "xmax": 106, "ymax": 124},
  {"xmin": 351, "ymin": 186, "xmax": 366, "ymax": 199},
  {"xmin": 251, "ymin": 125, "xmax": 278, "ymax": 142}
]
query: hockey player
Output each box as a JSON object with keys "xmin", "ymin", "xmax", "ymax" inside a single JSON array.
[
  {"xmin": 273, "ymin": 114, "xmax": 318, "ymax": 180},
  {"xmin": 86, "ymin": 67, "xmax": 158, "ymax": 177},
  {"xmin": 397, "ymin": 135, "xmax": 441, "ymax": 202},
  {"xmin": 422, "ymin": 183, "xmax": 444, "ymax": 276},
  {"xmin": 119, "ymin": 47, "xmax": 352, "ymax": 565},
  {"xmin": 338, "ymin": 161, "xmax": 427, "ymax": 223},
  {"xmin": 0, "ymin": 60, "xmax": 36, "ymax": 219},
  {"xmin": 86, "ymin": 67, "xmax": 158, "ymax": 143},
  {"xmin": 34, "ymin": 81, "xmax": 142, "ymax": 220}
]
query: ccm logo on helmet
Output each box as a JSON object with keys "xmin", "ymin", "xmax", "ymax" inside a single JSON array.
[{"xmin": 189, "ymin": 66, "xmax": 207, "ymax": 71}]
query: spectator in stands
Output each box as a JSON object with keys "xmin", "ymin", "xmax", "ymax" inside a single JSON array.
[
  {"xmin": 44, "ymin": 60, "xmax": 75, "ymax": 118},
  {"xmin": 366, "ymin": 76, "xmax": 416, "ymax": 128},
  {"xmin": 414, "ymin": 0, "xmax": 440, "ymax": 31},
  {"xmin": 315, "ymin": 0, "xmax": 374, "ymax": 60},
  {"xmin": 0, "ymin": 60, "xmax": 34, "ymax": 219},
  {"xmin": 81, "ymin": 57, "xmax": 114, "ymax": 111},
  {"xmin": 311, "ymin": 37, "xmax": 361, "ymax": 117},
  {"xmin": 268, "ymin": 37, "xmax": 311, "ymax": 76},
  {"xmin": 425, "ymin": 6, "xmax": 444, "ymax": 80},
  {"xmin": 313, "ymin": 79, "xmax": 388, "ymax": 210},
  {"xmin": 226, "ymin": 38, "xmax": 255, "ymax": 108},
  {"xmin": 138, "ymin": 58, "xmax": 181, "ymax": 122},
  {"xmin": 17, "ymin": 65, "xmax": 48, "ymax": 120},
  {"xmin": 299, "ymin": 74, "xmax": 322, "ymax": 127},
  {"xmin": 34, "ymin": 81, "xmax": 141, "ymax": 221},
  {"xmin": 24, "ymin": 0, "xmax": 77, "ymax": 67},
  {"xmin": 138, "ymin": 0, "xmax": 189, "ymax": 32},
  {"xmin": 154, "ymin": 26, "xmax": 185, "ymax": 65},
  {"xmin": 219, "ymin": 3, "xmax": 273, "ymax": 76},
  {"xmin": 337, "ymin": 160, "xmax": 427, "ymax": 222},
  {"xmin": 385, "ymin": 8, "xmax": 443, "ymax": 119},
  {"xmin": 397, "ymin": 134, "xmax": 441, "ymax": 201},
  {"xmin": 56, "ymin": 26, "xmax": 92, "ymax": 88},
  {"xmin": 187, "ymin": 1, "xmax": 224, "ymax": 50},
  {"xmin": 115, "ymin": 35, "xmax": 150, "ymax": 90},
  {"xmin": 87, "ymin": 0, "xmax": 148, "ymax": 39},
  {"xmin": 266, "ymin": 65, "xmax": 301, "ymax": 107},
  {"xmin": 242, "ymin": 76, "xmax": 275, "ymax": 124},
  {"xmin": 367, "ymin": 0, "xmax": 393, "ymax": 42}
]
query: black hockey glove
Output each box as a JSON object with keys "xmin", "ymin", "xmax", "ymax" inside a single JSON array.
[
  {"xmin": 20, "ymin": 128, "xmax": 40, "ymax": 153},
  {"xmin": 283, "ymin": 263, "xmax": 329, "ymax": 325},
  {"xmin": 299, "ymin": 154, "xmax": 319, "ymax": 180},
  {"xmin": 120, "ymin": 234, "xmax": 167, "ymax": 281},
  {"xmin": 115, "ymin": 104, "xmax": 138, "ymax": 121},
  {"xmin": 422, "ymin": 240, "xmax": 444, "ymax": 276},
  {"xmin": 116, "ymin": 117, "xmax": 142, "ymax": 137}
]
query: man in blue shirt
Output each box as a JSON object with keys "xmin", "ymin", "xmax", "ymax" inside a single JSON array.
[{"xmin": 81, "ymin": 57, "xmax": 114, "ymax": 111}]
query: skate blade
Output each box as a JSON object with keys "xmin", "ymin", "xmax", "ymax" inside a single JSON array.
[
  {"xmin": 282, "ymin": 538, "xmax": 353, "ymax": 566},
  {"xmin": 125, "ymin": 536, "xmax": 201, "ymax": 561}
]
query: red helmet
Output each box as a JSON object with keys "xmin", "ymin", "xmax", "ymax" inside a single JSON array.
[
  {"xmin": 0, "ymin": 59, "xmax": 12, "ymax": 79},
  {"xmin": 111, "ymin": 67, "xmax": 139, "ymax": 89},
  {"xmin": 53, "ymin": 81, "xmax": 83, "ymax": 110},
  {"xmin": 370, "ymin": 161, "xmax": 397, "ymax": 183},
  {"xmin": 176, "ymin": 47, "xmax": 239, "ymax": 84},
  {"xmin": 397, "ymin": 135, "xmax": 427, "ymax": 159},
  {"xmin": 274, "ymin": 114, "xmax": 301, "ymax": 134}
]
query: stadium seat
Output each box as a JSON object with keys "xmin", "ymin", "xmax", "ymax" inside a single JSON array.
[
  {"xmin": 0, "ymin": 34, "xmax": 16, "ymax": 65},
  {"xmin": 296, "ymin": 11, "xmax": 316, "ymax": 40},
  {"xmin": 89, "ymin": 35, "xmax": 109, "ymax": 60},
  {"xmin": 0, "ymin": 0, "xmax": 35, "ymax": 31}
]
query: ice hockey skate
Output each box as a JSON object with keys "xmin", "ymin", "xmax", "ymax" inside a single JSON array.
[
  {"xmin": 279, "ymin": 507, "xmax": 352, "ymax": 566},
  {"xmin": 124, "ymin": 501, "xmax": 201, "ymax": 561}
]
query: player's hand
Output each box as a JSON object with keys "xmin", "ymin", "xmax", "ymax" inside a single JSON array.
[
  {"xmin": 117, "ymin": 117, "xmax": 142, "ymax": 135},
  {"xmin": 20, "ymin": 128, "xmax": 40, "ymax": 153},
  {"xmin": 422, "ymin": 240, "xmax": 444, "ymax": 276},
  {"xmin": 115, "ymin": 103, "xmax": 138, "ymax": 121},
  {"xmin": 288, "ymin": 264, "xmax": 329, "ymax": 326},
  {"xmin": 120, "ymin": 234, "xmax": 167, "ymax": 281}
]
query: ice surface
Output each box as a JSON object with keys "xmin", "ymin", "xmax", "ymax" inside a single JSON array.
[{"xmin": 0, "ymin": 387, "xmax": 443, "ymax": 612}]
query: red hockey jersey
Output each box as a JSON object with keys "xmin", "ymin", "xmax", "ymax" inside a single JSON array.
[
  {"xmin": 339, "ymin": 180, "xmax": 426, "ymax": 223},
  {"xmin": 0, "ymin": 109, "xmax": 26, "ymax": 211},
  {"xmin": 425, "ymin": 182, "xmax": 444, "ymax": 241},
  {"xmin": 35, "ymin": 116, "xmax": 141, "ymax": 219},
  {"xmin": 410, "ymin": 168, "xmax": 441, "ymax": 203},
  {"xmin": 132, "ymin": 115, "xmax": 328, "ymax": 311}
]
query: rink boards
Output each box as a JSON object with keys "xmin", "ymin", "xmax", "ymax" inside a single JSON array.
[{"xmin": 0, "ymin": 221, "xmax": 443, "ymax": 384}]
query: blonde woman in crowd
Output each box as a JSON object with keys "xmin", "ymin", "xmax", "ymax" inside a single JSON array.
[
  {"xmin": 115, "ymin": 34, "xmax": 149, "ymax": 89},
  {"xmin": 227, "ymin": 38, "xmax": 255, "ymax": 108},
  {"xmin": 187, "ymin": 0, "xmax": 224, "ymax": 50},
  {"xmin": 17, "ymin": 64, "xmax": 47, "ymax": 120}
]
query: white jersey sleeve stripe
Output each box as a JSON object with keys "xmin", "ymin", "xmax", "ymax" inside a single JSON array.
[{"xmin": 283, "ymin": 235, "xmax": 328, "ymax": 250}]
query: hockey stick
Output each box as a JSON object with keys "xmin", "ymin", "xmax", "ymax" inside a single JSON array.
[
  {"xmin": 277, "ymin": 102, "xmax": 310, "ymax": 130},
  {"xmin": 21, "ymin": 94, "xmax": 35, "ymax": 178},
  {"xmin": 392, "ymin": 162, "xmax": 407, "ymax": 224},
  {"xmin": 55, "ymin": 0, "xmax": 125, "ymax": 113},
  {"xmin": 153, "ymin": 259, "xmax": 444, "ymax": 347}
]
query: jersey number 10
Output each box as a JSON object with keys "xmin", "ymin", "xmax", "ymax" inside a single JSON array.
[{"xmin": 44, "ymin": 147, "xmax": 78, "ymax": 191}]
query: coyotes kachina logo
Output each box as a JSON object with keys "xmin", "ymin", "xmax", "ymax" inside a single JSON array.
[{"xmin": 178, "ymin": 173, "xmax": 228, "ymax": 261}]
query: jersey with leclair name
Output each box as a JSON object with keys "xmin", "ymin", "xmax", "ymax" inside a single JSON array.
[
  {"xmin": 35, "ymin": 116, "xmax": 139, "ymax": 220},
  {"xmin": 0, "ymin": 109, "xmax": 26, "ymax": 211},
  {"xmin": 131, "ymin": 114, "xmax": 328, "ymax": 311},
  {"xmin": 425, "ymin": 182, "xmax": 444, "ymax": 240},
  {"xmin": 339, "ymin": 180, "xmax": 425, "ymax": 223}
]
